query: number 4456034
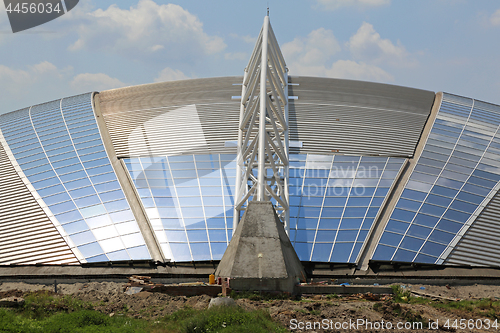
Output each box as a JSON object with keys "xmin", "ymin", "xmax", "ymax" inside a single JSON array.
[
  {"xmin": 444, "ymin": 319, "xmax": 498, "ymax": 330},
  {"xmin": 5, "ymin": 2, "xmax": 62, "ymax": 14}
]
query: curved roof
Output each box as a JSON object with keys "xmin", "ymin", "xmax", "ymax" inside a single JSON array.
[{"xmin": 97, "ymin": 76, "xmax": 436, "ymax": 158}]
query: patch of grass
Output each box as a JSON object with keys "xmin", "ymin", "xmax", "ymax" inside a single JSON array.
[
  {"xmin": 391, "ymin": 285, "xmax": 411, "ymax": 303},
  {"xmin": 432, "ymin": 299, "xmax": 500, "ymax": 319},
  {"xmin": 0, "ymin": 308, "xmax": 148, "ymax": 333},
  {"xmin": 158, "ymin": 306, "xmax": 288, "ymax": 333},
  {"xmin": 0, "ymin": 292, "xmax": 288, "ymax": 333},
  {"xmin": 22, "ymin": 291, "xmax": 93, "ymax": 319},
  {"xmin": 326, "ymin": 294, "xmax": 339, "ymax": 299}
]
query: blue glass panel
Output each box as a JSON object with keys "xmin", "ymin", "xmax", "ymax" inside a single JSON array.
[
  {"xmin": 435, "ymin": 177, "xmax": 464, "ymax": 190},
  {"xmin": 78, "ymin": 242, "xmax": 105, "ymax": 258},
  {"xmin": 49, "ymin": 201, "xmax": 78, "ymax": 215},
  {"xmin": 414, "ymin": 253, "xmax": 437, "ymax": 264},
  {"xmin": 191, "ymin": 243, "xmax": 211, "ymax": 261},
  {"xmin": 43, "ymin": 192, "xmax": 72, "ymax": 206},
  {"xmin": 428, "ymin": 230, "xmax": 455, "ymax": 244},
  {"xmin": 449, "ymin": 200, "xmax": 477, "ymax": 214},
  {"xmin": 315, "ymin": 230, "xmax": 337, "ymax": 243},
  {"xmin": 346, "ymin": 197, "xmax": 372, "ymax": 206},
  {"xmin": 419, "ymin": 203, "xmax": 447, "ymax": 217},
  {"xmin": 300, "ymin": 207, "xmax": 322, "ymax": 217},
  {"xmin": 379, "ymin": 232, "xmax": 403, "ymax": 247},
  {"xmin": 391, "ymin": 209, "xmax": 416, "ymax": 222},
  {"xmin": 69, "ymin": 186, "xmax": 96, "ymax": 199},
  {"xmin": 400, "ymin": 189, "xmax": 427, "ymax": 201},
  {"xmin": 311, "ymin": 243, "xmax": 332, "ymax": 262},
  {"xmin": 336, "ymin": 230, "xmax": 357, "ymax": 242},
  {"xmin": 71, "ymin": 231, "xmax": 97, "ymax": 246},
  {"xmin": 296, "ymin": 218, "xmax": 318, "ymax": 229},
  {"xmin": 425, "ymin": 194, "xmax": 453, "ymax": 207},
  {"xmin": 430, "ymin": 186, "xmax": 458, "ymax": 198},
  {"xmin": 294, "ymin": 242, "xmax": 313, "ymax": 261},
  {"xmin": 361, "ymin": 218, "xmax": 374, "ymax": 229},
  {"xmin": 343, "ymin": 207, "xmax": 368, "ymax": 218},
  {"xmin": 37, "ymin": 184, "xmax": 66, "ymax": 197},
  {"xmin": 32, "ymin": 177, "xmax": 60, "ymax": 189},
  {"xmin": 472, "ymin": 169, "xmax": 500, "ymax": 182},
  {"xmin": 63, "ymin": 220, "xmax": 88, "ymax": 234},
  {"xmin": 109, "ymin": 210, "xmax": 135, "ymax": 223},
  {"xmin": 317, "ymin": 218, "xmax": 340, "ymax": 230},
  {"xmin": 455, "ymin": 191, "xmax": 484, "ymax": 205},
  {"xmin": 396, "ymin": 199, "xmax": 422, "ymax": 211},
  {"xmin": 412, "ymin": 213, "xmax": 439, "ymax": 228},
  {"xmin": 99, "ymin": 190, "xmax": 125, "ymax": 203},
  {"xmin": 211, "ymin": 243, "xmax": 227, "ymax": 259},
  {"xmin": 372, "ymin": 245, "xmax": 396, "ymax": 261},
  {"xmin": 127, "ymin": 245, "xmax": 151, "ymax": 260},
  {"xmin": 393, "ymin": 249, "xmax": 416, "ymax": 262},
  {"xmin": 64, "ymin": 178, "xmax": 93, "ymax": 191},
  {"xmin": 339, "ymin": 218, "xmax": 362, "ymax": 229},
  {"xmin": 436, "ymin": 219, "xmax": 463, "ymax": 233},
  {"xmin": 187, "ymin": 230, "xmax": 208, "ymax": 242},
  {"xmin": 442, "ymin": 209, "xmax": 470, "ymax": 223},
  {"xmin": 400, "ymin": 236, "xmax": 425, "ymax": 252},
  {"xmin": 406, "ymin": 224, "xmax": 432, "ymax": 239},
  {"xmin": 56, "ymin": 210, "xmax": 83, "ymax": 223},
  {"xmin": 296, "ymin": 230, "xmax": 316, "ymax": 242},
  {"xmin": 208, "ymin": 229, "xmax": 227, "ymax": 242},
  {"xmin": 350, "ymin": 243, "xmax": 363, "ymax": 263},
  {"xmin": 385, "ymin": 220, "xmax": 409, "ymax": 234},
  {"xmin": 420, "ymin": 241, "xmax": 446, "ymax": 257},
  {"xmin": 107, "ymin": 250, "xmax": 131, "ymax": 261},
  {"xmin": 330, "ymin": 243, "xmax": 353, "ymax": 262}
]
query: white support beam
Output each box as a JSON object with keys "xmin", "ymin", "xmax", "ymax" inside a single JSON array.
[{"xmin": 233, "ymin": 15, "xmax": 289, "ymax": 231}]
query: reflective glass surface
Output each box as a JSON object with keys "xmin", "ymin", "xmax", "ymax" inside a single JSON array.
[
  {"xmin": 373, "ymin": 94, "xmax": 500, "ymax": 264},
  {"xmin": 124, "ymin": 154, "xmax": 235, "ymax": 261},
  {"xmin": 0, "ymin": 93, "xmax": 150, "ymax": 262},
  {"xmin": 289, "ymin": 154, "xmax": 405, "ymax": 263}
]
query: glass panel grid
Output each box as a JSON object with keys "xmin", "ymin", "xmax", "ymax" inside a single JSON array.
[
  {"xmin": 374, "ymin": 94, "xmax": 500, "ymax": 264},
  {"xmin": 0, "ymin": 94, "xmax": 149, "ymax": 262},
  {"xmin": 125, "ymin": 154, "xmax": 236, "ymax": 262},
  {"xmin": 290, "ymin": 153, "xmax": 405, "ymax": 264}
]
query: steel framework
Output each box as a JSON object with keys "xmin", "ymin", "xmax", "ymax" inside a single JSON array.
[{"xmin": 233, "ymin": 15, "xmax": 289, "ymax": 233}]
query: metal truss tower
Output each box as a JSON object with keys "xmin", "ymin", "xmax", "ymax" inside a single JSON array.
[{"xmin": 233, "ymin": 15, "xmax": 289, "ymax": 234}]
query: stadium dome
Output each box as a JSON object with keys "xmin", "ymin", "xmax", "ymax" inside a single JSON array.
[
  {"xmin": 3, "ymin": 15, "xmax": 500, "ymax": 278},
  {"xmin": 2, "ymin": 75, "xmax": 500, "ymax": 273}
]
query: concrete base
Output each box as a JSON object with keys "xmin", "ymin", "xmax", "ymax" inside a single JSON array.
[{"xmin": 215, "ymin": 202, "xmax": 306, "ymax": 293}]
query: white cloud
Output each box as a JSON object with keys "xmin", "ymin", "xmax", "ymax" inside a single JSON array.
[
  {"xmin": 67, "ymin": 0, "xmax": 226, "ymax": 62},
  {"xmin": 150, "ymin": 44, "xmax": 165, "ymax": 52},
  {"xmin": 316, "ymin": 0, "xmax": 390, "ymax": 10},
  {"xmin": 0, "ymin": 61, "xmax": 129, "ymax": 113},
  {"xmin": 0, "ymin": 61, "xmax": 70, "ymax": 94},
  {"xmin": 224, "ymin": 52, "xmax": 247, "ymax": 61},
  {"xmin": 283, "ymin": 26, "xmax": 395, "ymax": 82},
  {"xmin": 0, "ymin": 66, "xmax": 32, "ymax": 95},
  {"xmin": 327, "ymin": 60, "xmax": 393, "ymax": 81},
  {"xmin": 283, "ymin": 28, "xmax": 341, "ymax": 66},
  {"xmin": 0, "ymin": 62, "xmax": 76, "ymax": 113},
  {"xmin": 491, "ymin": 9, "xmax": 500, "ymax": 26},
  {"xmin": 71, "ymin": 73, "xmax": 126, "ymax": 92},
  {"xmin": 229, "ymin": 33, "xmax": 257, "ymax": 44},
  {"xmin": 154, "ymin": 67, "xmax": 191, "ymax": 82},
  {"xmin": 348, "ymin": 22, "xmax": 415, "ymax": 67}
]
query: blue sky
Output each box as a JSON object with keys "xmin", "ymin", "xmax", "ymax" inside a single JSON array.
[{"xmin": 1, "ymin": 0, "xmax": 500, "ymax": 114}]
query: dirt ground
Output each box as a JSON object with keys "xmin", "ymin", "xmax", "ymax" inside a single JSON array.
[{"xmin": 1, "ymin": 281, "xmax": 500, "ymax": 332}]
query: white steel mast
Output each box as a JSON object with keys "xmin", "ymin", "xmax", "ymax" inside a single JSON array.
[{"xmin": 233, "ymin": 15, "xmax": 290, "ymax": 234}]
